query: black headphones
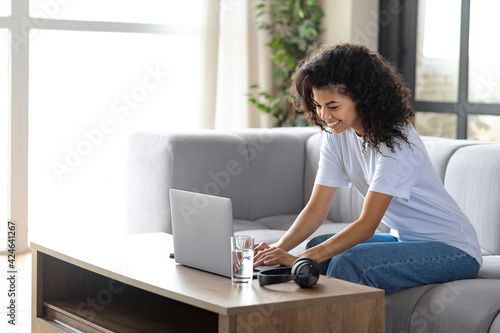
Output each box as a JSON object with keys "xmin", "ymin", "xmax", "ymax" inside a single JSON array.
[{"xmin": 257, "ymin": 257, "xmax": 320, "ymax": 288}]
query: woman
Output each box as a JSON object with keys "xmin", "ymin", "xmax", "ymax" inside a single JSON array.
[{"xmin": 253, "ymin": 43, "xmax": 481, "ymax": 295}]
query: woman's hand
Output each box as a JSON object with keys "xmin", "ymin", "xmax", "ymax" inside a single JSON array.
[
  {"xmin": 254, "ymin": 246, "xmax": 299, "ymax": 268},
  {"xmin": 254, "ymin": 242, "xmax": 271, "ymax": 255}
]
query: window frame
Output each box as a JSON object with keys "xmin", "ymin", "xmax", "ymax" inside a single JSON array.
[
  {"xmin": 1, "ymin": 0, "xmax": 204, "ymax": 253},
  {"xmin": 378, "ymin": 0, "xmax": 500, "ymax": 140}
]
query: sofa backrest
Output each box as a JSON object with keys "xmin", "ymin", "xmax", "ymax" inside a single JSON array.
[
  {"xmin": 127, "ymin": 127, "xmax": 317, "ymax": 234},
  {"xmin": 421, "ymin": 136, "xmax": 480, "ymax": 182},
  {"xmin": 128, "ymin": 127, "xmax": 500, "ymax": 255},
  {"xmin": 444, "ymin": 144, "xmax": 500, "ymax": 255},
  {"xmin": 304, "ymin": 132, "xmax": 365, "ymax": 223},
  {"xmin": 229, "ymin": 128, "xmax": 315, "ymax": 221},
  {"xmin": 419, "ymin": 137, "xmax": 500, "ymax": 255}
]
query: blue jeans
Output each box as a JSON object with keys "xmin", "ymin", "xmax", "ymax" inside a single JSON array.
[{"xmin": 305, "ymin": 233, "xmax": 480, "ymax": 295}]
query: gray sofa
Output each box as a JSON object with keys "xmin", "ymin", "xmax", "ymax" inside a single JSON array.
[{"xmin": 127, "ymin": 127, "xmax": 500, "ymax": 333}]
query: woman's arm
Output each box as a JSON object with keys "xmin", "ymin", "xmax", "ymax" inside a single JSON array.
[
  {"xmin": 300, "ymin": 190, "xmax": 393, "ymax": 263},
  {"xmin": 254, "ymin": 190, "xmax": 393, "ymax": 267},
  {"xmin": 276, "ymin": 184, "xmax": 337, "ymax": 251},
  {"xmin": 254, "ymin": 184, "xmax": 336, "ymax": 266}
]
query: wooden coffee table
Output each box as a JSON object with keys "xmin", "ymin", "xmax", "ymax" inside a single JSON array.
[{"xmin": 31, "ymin": 233, "xmax": 384, "ymax": 332}]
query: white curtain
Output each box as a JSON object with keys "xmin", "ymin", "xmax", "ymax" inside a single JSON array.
[{"xmin": 200, "ymin": 0, "xmax": 273, "ymax": 129}]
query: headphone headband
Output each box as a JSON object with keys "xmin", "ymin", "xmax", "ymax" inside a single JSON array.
[
  {"xmin": 257, "ymin": 257, "xmax": 320, "ymax": 288},
  {"xmin": 257, "ymin": 267, "xmax": 295, "ymax": 285}
]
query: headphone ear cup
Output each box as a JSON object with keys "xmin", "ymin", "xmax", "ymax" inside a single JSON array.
[{"xmin": 291, "ymin": 257, "xmax": 320, "ymax": 288}]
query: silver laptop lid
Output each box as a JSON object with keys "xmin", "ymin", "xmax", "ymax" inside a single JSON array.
[{"xmin": 170, "ymin": 189, "xmax": 234, "ymax": 277}]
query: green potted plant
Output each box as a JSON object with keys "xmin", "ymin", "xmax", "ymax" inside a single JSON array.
[{"xmin": 248, "ymin": 0, "xmax": 324, "ymax": 127}]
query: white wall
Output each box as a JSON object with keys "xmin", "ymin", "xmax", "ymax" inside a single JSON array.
[{"xmin": 320, "ymin": 0, "xmax": 380, "ymax": 51}]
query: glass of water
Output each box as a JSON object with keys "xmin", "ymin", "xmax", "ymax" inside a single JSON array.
[{"xmin": 231, "ymin": 235, "xmax": 254, "ymax": 287}]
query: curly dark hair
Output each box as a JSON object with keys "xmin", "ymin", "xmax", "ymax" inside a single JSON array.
[{"xmin": 290, "ymin": 43, "xmax": 414, "ymax": 153}]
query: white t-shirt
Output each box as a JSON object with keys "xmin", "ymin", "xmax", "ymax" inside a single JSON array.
[{"xmin": 315, "ymin": 125, "xmax": 482, "ymax": 265}]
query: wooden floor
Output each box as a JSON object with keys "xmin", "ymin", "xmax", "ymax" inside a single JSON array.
[{"xmin": 0, "ymin": 252, "xmax": 32, "ymax": 333}]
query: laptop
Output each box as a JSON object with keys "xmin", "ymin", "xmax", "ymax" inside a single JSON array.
[
  {"xmin": 170, "ymin": 189, "xmax": 234, "ymax": 277},
  {"xmin": 170, "ymin": 189, "xmax": 278, "ymax": 278}
]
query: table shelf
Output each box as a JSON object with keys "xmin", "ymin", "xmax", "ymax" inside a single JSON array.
[{"xmin": 36, "ymin": 253, "xmax": 217, "ymax": 333}]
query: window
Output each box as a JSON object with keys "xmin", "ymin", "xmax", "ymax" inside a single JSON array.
[
  {"xmin": 415, "ymin": 112, "xmax": 457, "ymax": 139},
  {"xmin": 29, "ymin": 29, "xmax": 202, "ymax": 238},
  {"xmin": 468, "ymin": 0, "xmax": 500, "ymax": 104},
  {"xmin": 2, "ymin": 0, "xmax": 204, "ymax": 251},
  {"xmin": 415, "ymin": 0, "xmax": 461, "ymax": 103},
  {"xmin": 0, "ymin": 1, "xmax": 10, "ymax": 16},
  {"xmin": 379, "ymin": 0, "xmax": 500, "ymax": 141}
]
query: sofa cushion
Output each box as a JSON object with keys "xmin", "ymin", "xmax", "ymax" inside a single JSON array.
[
  {"xmin": 482, "ymin": 248, "xmax": 494, "ymax": 256},
  {"xmin": 421, "ymin": 136, "xmax": 479, "ymax": 183},
  {"xmin": 304, "ymin": 132, "xmax": 323, "ymax": 204},
  {"xmin": 490, "ymin": 314, "xmax": 500, "ymax": 333},
  {"xmin": 234, "ymin": 229, "xmax": 286, "ymax": 246},
  {"xmin": 477, "ymin": 255, "xmax": 500, "ymax": 279},
  {"xmin": 407, "ymin": 279, "xmax": 500, "ymax": 333},
  {"xmin": 385, "ymin": 284, "xmax": 437, "ymax": 333},
  {"xmin": 444, "ymin": 144, "xmax": 500, "ymax": 255},
  {"xmin": 238, "ymin": 220, "xmax": 367, "ymax": 255},
  {"xmin": 231, "ymin": 128, "xmax": 311, "ymax": 221},
  {"xmin": 254, "ymin": 214, "xmax": 299, "ymax": 230},
  {"xmin": 304, "ymin": 132, "xmax": 365, "ymax": 223},
  {"xmin": 233, "ymin": 219, "xmax": 268, "ymax": 232},
  {"xmin": 387, "ymin": 281, "xmax": 500, "ymax": 333},
  {"xmin": 327, "ymin": 187, "xmax": 365, "ymax": 224}
]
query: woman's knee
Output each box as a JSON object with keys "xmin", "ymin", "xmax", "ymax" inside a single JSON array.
[{"xmin": 328, "ymin": 250, "xmax": 364, "ymax": 278}]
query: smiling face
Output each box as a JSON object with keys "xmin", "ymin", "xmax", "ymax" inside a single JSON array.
[{"xmin": 312, "ymin": 86, "xmax": 364, "ymax": 136}]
